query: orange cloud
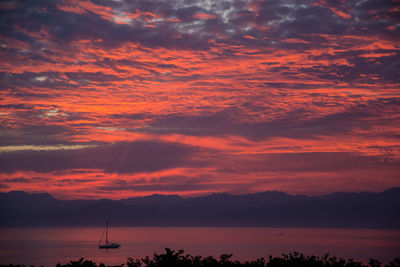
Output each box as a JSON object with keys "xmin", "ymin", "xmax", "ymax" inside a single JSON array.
[{"xmin": 1, "ymin": 0, "xmax": 400, "ymax": 199}]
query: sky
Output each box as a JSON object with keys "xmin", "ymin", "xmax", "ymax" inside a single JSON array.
[{"xmin": 0, "ymin": 0, "xmax": 399, "ymax": 199}]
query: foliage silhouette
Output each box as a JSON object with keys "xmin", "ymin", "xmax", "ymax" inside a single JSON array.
[{"xmin": 1, "ymin": 249, "xmax": 399, "ymax": 267}]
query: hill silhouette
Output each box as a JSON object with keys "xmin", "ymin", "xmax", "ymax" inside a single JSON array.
[{"xmin": 0, "ymin": 188, "xmax": 399, "ymax": 228}]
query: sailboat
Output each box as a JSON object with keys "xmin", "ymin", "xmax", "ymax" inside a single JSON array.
[{"xmin": 98, "ymin": 221, "xmax": 121, "ymax": 249}]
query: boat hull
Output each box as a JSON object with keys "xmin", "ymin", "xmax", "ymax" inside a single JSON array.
[{"xmin": 99, "ymin": 243, "xmax": 121, "ymax": 249}]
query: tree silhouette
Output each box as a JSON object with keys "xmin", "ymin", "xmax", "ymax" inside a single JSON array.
[{"xmin": 1, "ymin": 249, "xmax": 399, "ymax": 267}]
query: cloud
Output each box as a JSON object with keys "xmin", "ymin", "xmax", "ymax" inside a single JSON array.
[
  {"xmin": 140, "ymin": 98, "xmax": 400, "ymax": 140},
  {"xmin": 213, "ymin": 152, "xmax": 400, "ymax": 174},
  {"xmin": 95, "ymin": 175, "xmax": 216, "ymax": 193},
  {"xmin": 0, "ymin": 141, "xmax": 200, "ymax": 174},
  {"xmin": 1, "ymin": 0, "xmax": 400, "ymax": 197},
  {"xmin": 2, "ymin": 177, "xmax": 50, "ymax": 183}
]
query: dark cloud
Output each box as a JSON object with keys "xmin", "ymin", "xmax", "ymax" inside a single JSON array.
[
  {"xmin": 0, "ymin": 184, "xmax": 9, "ymax": 189},
  {"xmin": 1, "ymin": 0, "xmax": 399, "ymax": 87},
  {"xmin": 0, "ymin": 72, "xmax": 79, "ymax": 90},
  {"xmin": 305, "ymin": 51, "xmax": 400, "ymax": 83},
  {"xmin": 214, "ymin": 152, "xmax": 400, "ymax": 174},
  {"xmin": 2, "ymin": 177, "xmax": 50, "ymax": 183},
  {"xmin": 1, "ymin": 0, "xmax": 397, "ymax": 52},
  {"xmin": 0, "ymin": 141, "xmax": 201, "ymax": 174},
  {"xmin": 0, "ymin": 125, "xmax": 72, "ymax": 146},
  {"xmin": 65, "ymin": 72, "xmax": 123, "ymax": 83},
  {"xmin": 96, "ymin": 175, "xmax": 214, "ymax": 193},
  {"xmin": 140, "ymin": 99, "xmax": 400, "ymax": 140},
  {"xmin": 74, "ymin": 150, "xmax": 400, "ymax": 194}
]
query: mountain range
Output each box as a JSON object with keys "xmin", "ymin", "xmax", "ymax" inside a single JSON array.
[{"xmin": 0, "ymin": 188, "xmax": 399, "ymax": 228}]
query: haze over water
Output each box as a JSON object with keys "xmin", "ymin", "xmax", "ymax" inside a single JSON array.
[{"xmin": 1, "ymin": 227, "xmax": 399, "ymax": 266}]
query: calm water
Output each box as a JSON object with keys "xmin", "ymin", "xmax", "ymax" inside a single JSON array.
[{"xmin": 0, "ymin": 227, "xmax": 399, "ymax": 266}]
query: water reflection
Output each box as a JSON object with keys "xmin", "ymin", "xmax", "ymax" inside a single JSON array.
[{"xmin": 0, "ymin": 227, "xmax": 399, "ymax": 266}]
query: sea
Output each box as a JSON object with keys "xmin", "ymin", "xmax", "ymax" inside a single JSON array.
[{"xmin": 0, "ymin": 227, "xmax": 399, "ymax": 266}]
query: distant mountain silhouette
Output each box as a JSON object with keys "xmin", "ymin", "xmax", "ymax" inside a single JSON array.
[{"xmin": 0, "ymin": 188, "xmax": 399, "ymax": 228}]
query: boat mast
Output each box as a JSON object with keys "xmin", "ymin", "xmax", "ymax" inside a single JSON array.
[{"xmin": 106, "ymin": 220, "xmax": 109, "ymax": 244}]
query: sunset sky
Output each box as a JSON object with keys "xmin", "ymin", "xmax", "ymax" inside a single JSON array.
[{"xmin": 0, "ymin": 0, "xmax": 399, "ymax": 199}]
